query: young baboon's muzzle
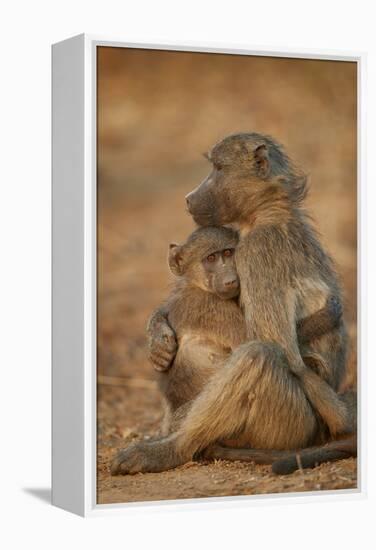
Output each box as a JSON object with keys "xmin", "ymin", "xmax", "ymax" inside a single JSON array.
[{"xmin": 216, "ymin": 275, "xmax": 240, "ymax": 299}]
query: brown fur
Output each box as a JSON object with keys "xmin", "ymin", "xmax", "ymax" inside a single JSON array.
[
  {"xmin": 149, "ymin": 227, "xmax": 342, "ymax": 434},
  {"xmin": 111, "ymin": 133, "xmax": 355, "ymax": 475},
  {"xmin": 155, "ymin": 226, "xmax": 245, "ymax": 419}
]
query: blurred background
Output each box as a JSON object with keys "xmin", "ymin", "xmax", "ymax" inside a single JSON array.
[{"xmin": 97, "ymin": 47, "xmax": 357, "ymax": 503}]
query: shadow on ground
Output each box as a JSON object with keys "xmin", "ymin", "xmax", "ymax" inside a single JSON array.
[{"xmin": 23, "ymin": 488, "xmax": 51, "ymax": 504}]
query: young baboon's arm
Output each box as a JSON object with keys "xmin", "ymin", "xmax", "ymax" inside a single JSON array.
[
  {"xmin": 147, "ymin": 306, "xmax": 177, "ymax": 372},
  {"xmin": 297, "ymin": 295, "xmax": 343, "ymax": 346}
]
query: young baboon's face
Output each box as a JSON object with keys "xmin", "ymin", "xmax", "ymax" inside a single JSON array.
[
  {"xmin": 198, "ymin": 246, "xmax": 239, "ymax": 299},
  {"xmin": 168, "ymin": 227, "xmax": 240, "ymax": 300},
  {"xmin": 185, "ymin": 133, "xmax": 295, "ymax": 226}
]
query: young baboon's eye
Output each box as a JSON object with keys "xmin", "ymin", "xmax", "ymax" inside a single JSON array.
[
  {"xmin": 223, "ymin": 249, "xmax": 233, "ymax": 257},
  {"xmin": 207, "ymin": 254, "xmax": 216, "ymax": 262}
]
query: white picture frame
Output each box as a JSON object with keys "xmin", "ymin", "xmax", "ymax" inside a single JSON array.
[{"xmin": 52, "ymin": 34, "xmax": 366, "ymax": 517}]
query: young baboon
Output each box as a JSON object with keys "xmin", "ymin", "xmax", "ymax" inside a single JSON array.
[
  {"xmin": 156, "ymin": 226, "xmax": 244, "ymax": 430},
  {"xmin": 111, "ymin": 133, "xmax": 355, "ymax": 476}
]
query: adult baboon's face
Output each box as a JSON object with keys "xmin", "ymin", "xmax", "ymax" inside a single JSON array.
[{"xmin": 185, "ymin": 133, "xmax": 296, "ymax": 227}]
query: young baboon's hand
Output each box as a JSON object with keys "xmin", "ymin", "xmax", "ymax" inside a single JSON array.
[{"xmin": 147, "ymin": 321, "xmax": 177, "ymax": 372}]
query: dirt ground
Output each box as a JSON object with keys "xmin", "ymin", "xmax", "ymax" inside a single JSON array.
[{"xmin": 96, "ymin": 49, "xmax": 357, "ymax": 504}]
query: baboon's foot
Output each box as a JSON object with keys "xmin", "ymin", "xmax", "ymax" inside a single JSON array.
[{"xmin": 110, "ymin": 437, "xmax": 188, "ymax": 475}]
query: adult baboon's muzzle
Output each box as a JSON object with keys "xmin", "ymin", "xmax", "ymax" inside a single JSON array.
[{"xmin": 185, "ymin": 184, "xmax": 215, "ymax": 226}]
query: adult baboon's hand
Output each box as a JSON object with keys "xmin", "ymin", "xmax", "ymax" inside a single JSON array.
[{"xmin": 146, "ymin": 309, "xmax": 177, "ymax": 371}]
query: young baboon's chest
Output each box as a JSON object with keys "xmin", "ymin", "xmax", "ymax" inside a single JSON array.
[{"xmin": 168, "ymin": 288, "xmax": 247, "ymax": 352}]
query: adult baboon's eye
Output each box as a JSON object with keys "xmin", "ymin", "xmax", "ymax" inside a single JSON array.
[
  {"xmin": 207, "ymin": 254, "xmax": 216, "ymax": 262},
  {"xmin": 223, "ymin": 249, "xmax": 234, "ymax": 257}
]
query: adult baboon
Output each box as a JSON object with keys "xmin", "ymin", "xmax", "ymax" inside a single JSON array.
[{"xmin": 111, "ymin": 133, "xmax": 355, "ymax": 475}]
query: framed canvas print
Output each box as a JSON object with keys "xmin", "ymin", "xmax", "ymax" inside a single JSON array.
[{"xmin": 52, "ymin": 34, "xmax": 365, "ymax": 517}]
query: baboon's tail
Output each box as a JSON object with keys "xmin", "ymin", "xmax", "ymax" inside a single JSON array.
[
  {"xmin": 204, "ymin": 434, "xmax": 357, "ymax": 475},
  {"xmin": 272, "ymin": 435, "xmax": 357, "ymax": 474}
]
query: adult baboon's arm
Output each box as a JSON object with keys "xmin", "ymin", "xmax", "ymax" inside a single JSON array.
[{"xmin": 237, "ymin": 232, "xmax": 350, "ymax": 437}]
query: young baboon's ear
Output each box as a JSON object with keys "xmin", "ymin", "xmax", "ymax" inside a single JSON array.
[
  {"xmin": 168, "ymin": 243, "xmax": 184, "ymax": 276},
  {"xmin": 253, "ymin": 144, "xmax": 270, "ymax": 178}
]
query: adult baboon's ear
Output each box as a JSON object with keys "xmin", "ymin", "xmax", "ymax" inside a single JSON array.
[
  {"xmin": 168, "ymin": 243, "xmax": 184, "ymax": 276},
  {"xmin": 253, "ymin": 144, "xmax": 270, "ymax": 178}
]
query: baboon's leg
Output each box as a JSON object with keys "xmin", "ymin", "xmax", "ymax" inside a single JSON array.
[
  {"xmin": 111, "ymin": 341, "xmax": 317, "ymax": 475},
  {"xmin": 161, "ymin": 402, "xmax": 193, "ymax": 435},
  {"xmin": 204, "ymin": 392, "xmax": 357, "ymax": 474},
  {"xmin": 302, "ymin": 352, "xmax": 332, "ymax": 384},
  {"xmin": 159, "ymin": 398, "xmax": 173, "ymax": 437},
  {"xmin": 158, "ymin": 338, "xmax": 225, "ymax": 412},
  {"xmin": 298, "ymin": 365, "xmax": 350, "ymax": 436},
  {"xmin": 173, "ymin": 341, "xmax": 317, "ymax": 455}
]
